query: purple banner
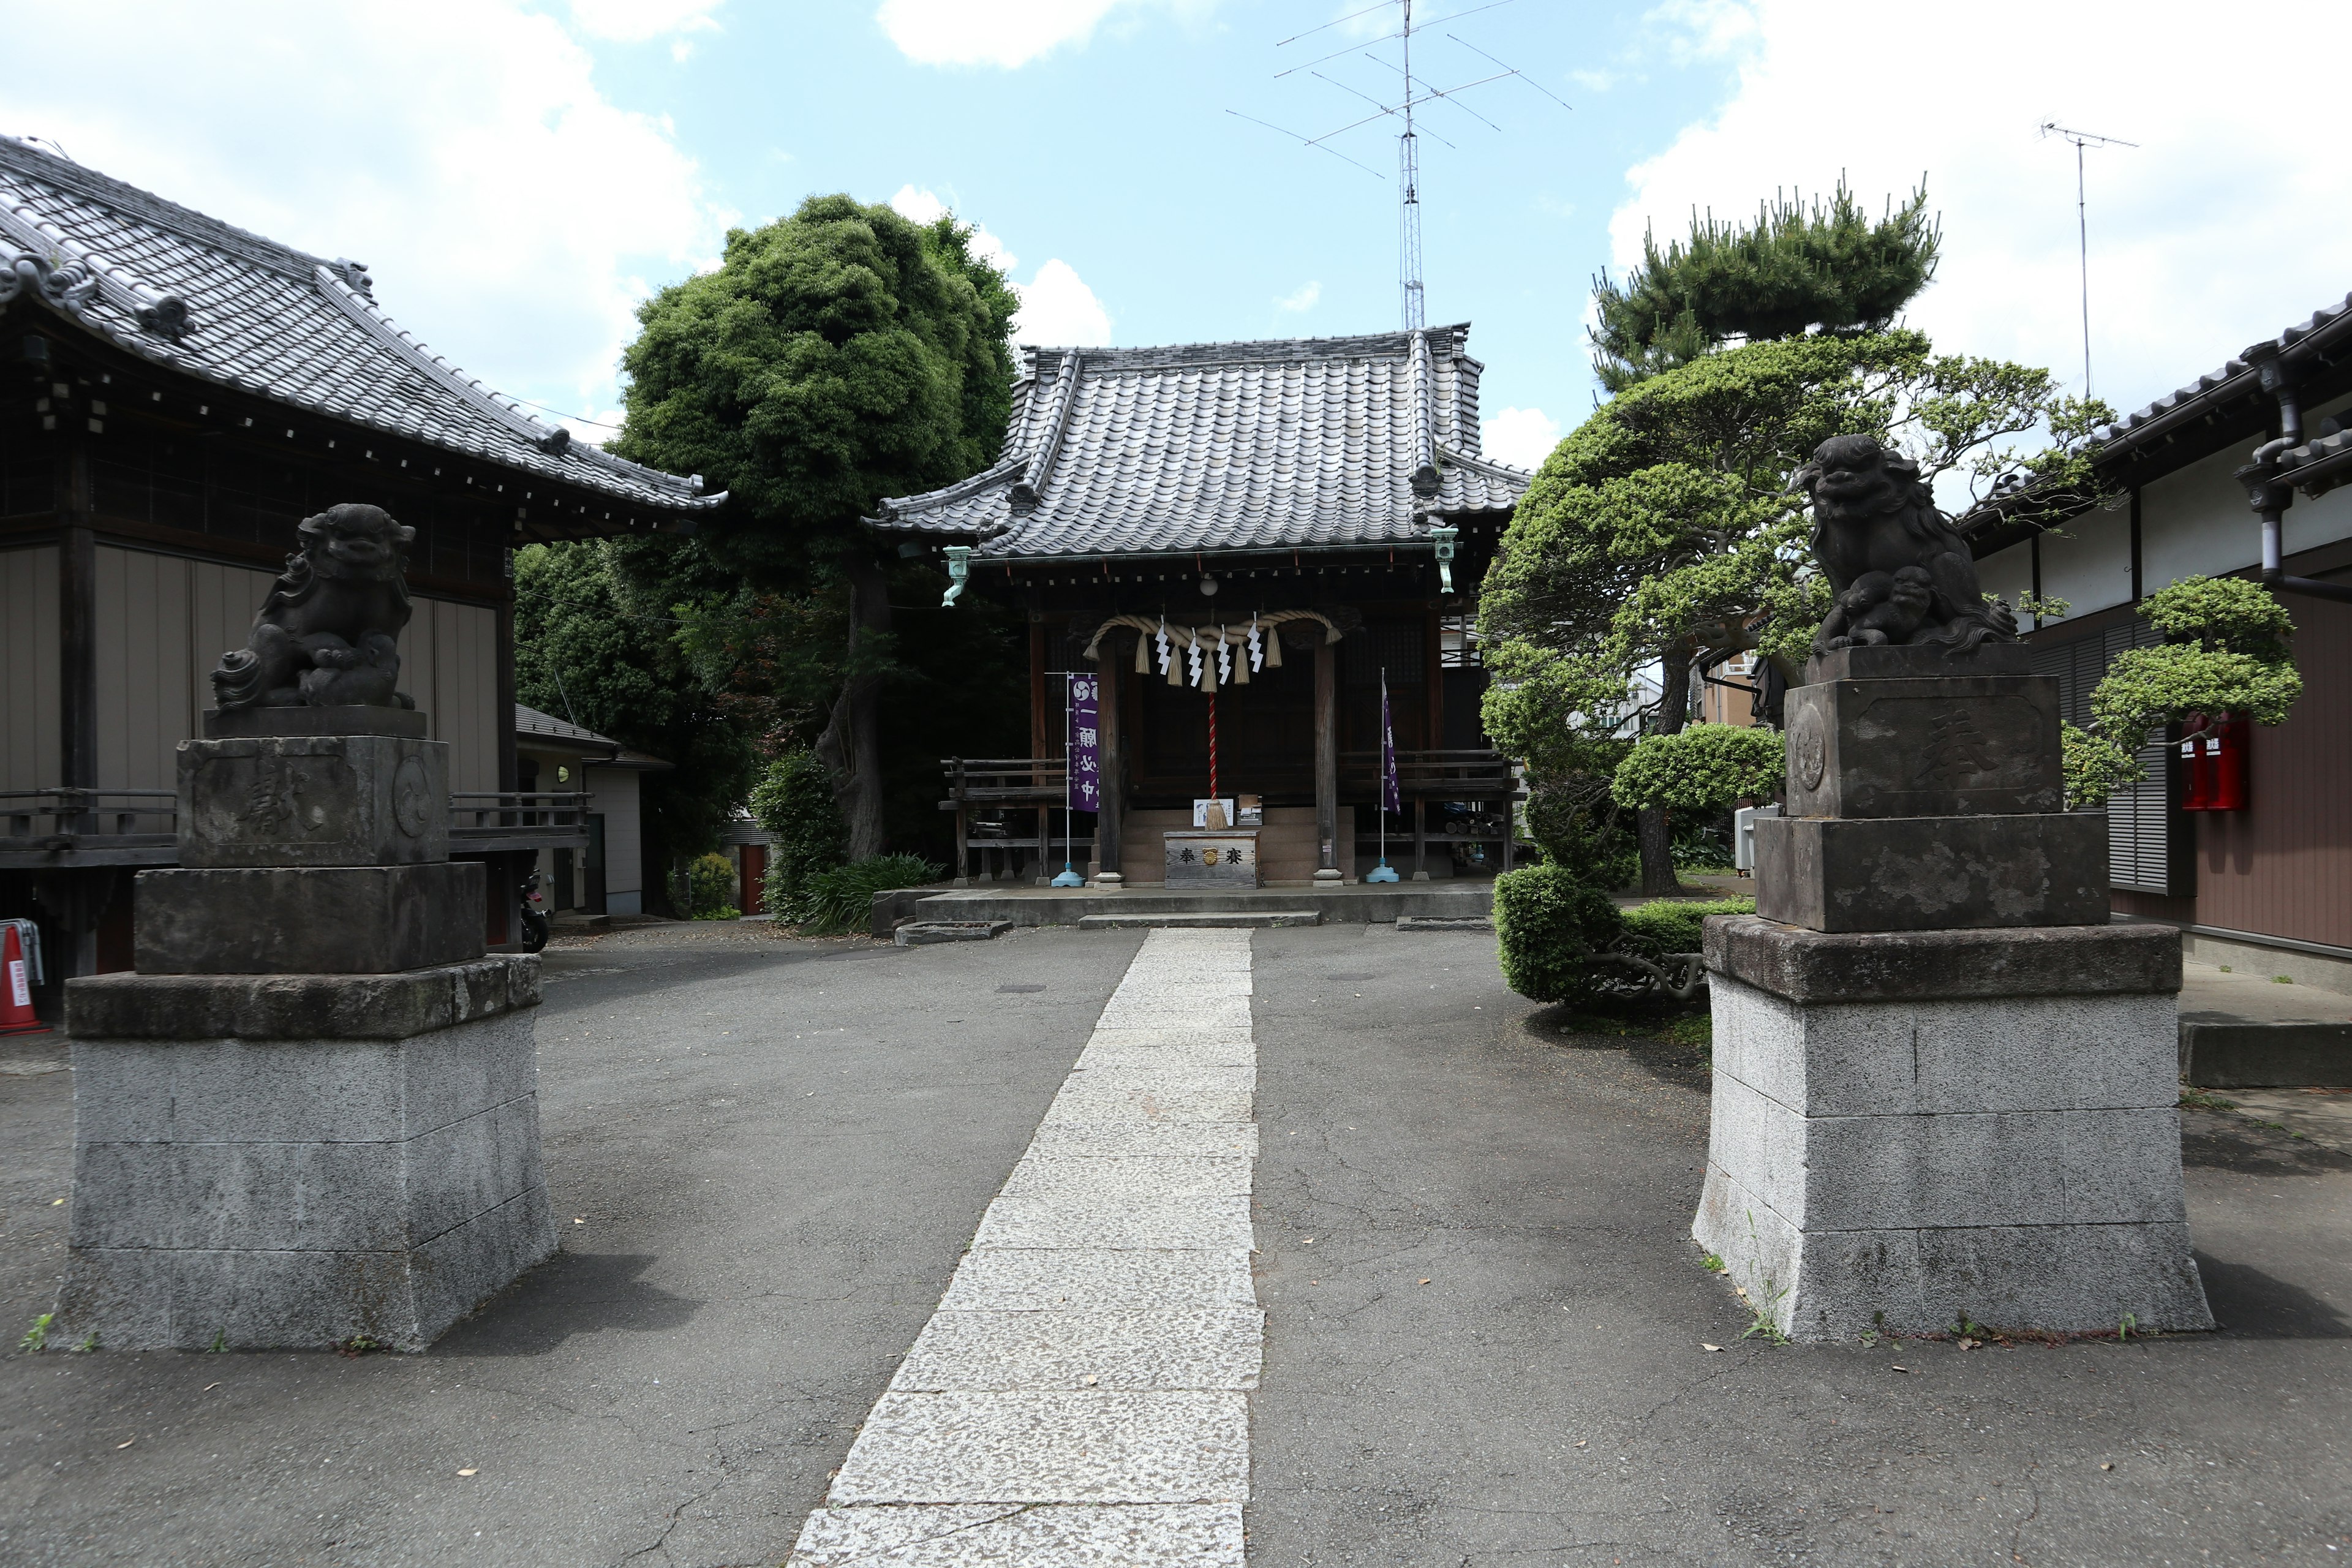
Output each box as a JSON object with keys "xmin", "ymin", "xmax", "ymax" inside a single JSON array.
[
  {"xmin": 1380, "ymin": 672, "xmax": 1401, "ymax": 813},
  {"xmin": 1068, "ymin": 673, "xmax": 1101, "ymax": 812}
]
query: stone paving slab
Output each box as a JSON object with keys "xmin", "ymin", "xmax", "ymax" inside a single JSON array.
[
  {"xmin": 973, "ymin": 1191, "xmax": 1254, "ymax": 1251},
  {"xmin": 938, "ymin": 1248, "xmax": 1258, "ymax": 1311},
  {"xmin": 1024, "ymin": 1123, "xmax": 1257, "ymax": 1159},
  {"xmin": 795, "ymin": 928, "xmax": 1261, "ymax": 1559},
  {"xmin": 788, "ymin": 1502, "xmax": 1244, "ymax": 1566},
  {"xmin": 1001, "ymin": 1154, "xmax": 1256, "ymax": 1199},
  {"xmin": 828, "ymin": 1390, "xmax": 1250, "ymax": 1503},
  {"xmin": 892, "ymin": 1308, "xmax": 1264, "ymax": 1392}
]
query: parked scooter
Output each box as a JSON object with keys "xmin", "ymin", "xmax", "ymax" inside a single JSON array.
[{"xmin": 517, "ymin": 870, "xmax": 551, "ymax": 953}]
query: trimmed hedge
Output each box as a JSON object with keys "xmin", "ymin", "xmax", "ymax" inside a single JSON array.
[
  {"xmin": 1493, "ymin": 864, "xmax": 1625, "ymax": 1005},
  {"xmin": 687, "ymin": 853, "xmax": 739, "ymax": 920},
  {"xmin": 1618, "ymin": 897, "xmax": 1755, "ymax": 960}
]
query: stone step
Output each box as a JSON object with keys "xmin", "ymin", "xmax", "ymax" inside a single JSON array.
[
  {"xmin": 1077, "ymin": 911, "xmax": 1322, "ymax": 930},
  {"xmin": 894, "ymin": 921, "xmax": 1012, "ymax": 946}
]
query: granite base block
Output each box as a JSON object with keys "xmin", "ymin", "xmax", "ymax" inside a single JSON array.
[
  {"xmin": 134, "ymin": 861, "xmax": 485, "ymax": 974},
  {"xmin": 1754, "ymin": 810, "xmax": 2109, "ymax": 932},
  {"xmin": 1693, "ymin": 970, "xmax": 2212, "ymax": 1338},
  {"xmin": 57, "ymin": 1006, "xmax": 554, "ymax": 1351},
  {"xmin": 178, "ymin": 733, "xmax": 448, "ymax": 867},
  {"xmin": 1781, "ymin": 674, "xmax": 2064, "ymax": 820}
]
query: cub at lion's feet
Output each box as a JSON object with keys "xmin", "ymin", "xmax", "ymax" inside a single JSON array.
[
  {"xmin": 211, "ymin": 502, "xmax": 417, "ymax": 710},
  {"xmin": 1791, "ymin": 434, "xmax": 2016, "ymax": 656}
]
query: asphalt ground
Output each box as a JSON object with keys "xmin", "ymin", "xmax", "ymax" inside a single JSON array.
[
  {"xmin": 0, "ymin": 921, "xmax": 2346, "ymax": 1566},
  {"xmin": 1247, "ymin": 924, "xmax": 2352, "ymax": 1567},
  {"xmin": 0, "ymin": 921, "xmax": 1141, "ymax": 1567}
]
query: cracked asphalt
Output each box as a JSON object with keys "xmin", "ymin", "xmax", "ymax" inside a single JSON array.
[
  {"xmin": 0, "ymin": 919, "xmax": 2346, "ymax": 1566},
  {"xmin": 1248, "ymin": 925, "xmax": 2352, "ymax": 1566}
]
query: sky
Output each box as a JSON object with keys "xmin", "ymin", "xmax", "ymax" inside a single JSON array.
[{"xmin": 3, "ymin": 1, "xmax": 2344, "ymax": 472}]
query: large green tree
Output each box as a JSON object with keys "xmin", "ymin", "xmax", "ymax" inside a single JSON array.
[
  {"xmin": 1481, "ymin": 331, "xmax": 2105, "ymax": 894},
  {"xmin": 611, "ymin": 195, "xmax": 1020, "ymax": 856},
  {"xmin": 1589, "ymin": 182, "xmax": 1942, "ymax": 393},
  {"xmin": 513, "ymin": 541, "xmax": 761, "ymax": 912}
]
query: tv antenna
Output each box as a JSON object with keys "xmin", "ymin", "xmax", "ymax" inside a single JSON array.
[
  {"xmin": 1228, "ymin": 0, "xmax": 1570, "ymax": 331},
  {"xmin": 2038, "ymin": 121, "xmax": 2138, "ymax": 399}
]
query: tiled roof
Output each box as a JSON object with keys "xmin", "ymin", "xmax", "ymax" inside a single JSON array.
[
  {"xmin": 514, "ymin": 703, "xmax": 618, "ymax": 750},
  {"xmin": 871, "ymin": 325, "xmax": 1529, "ymax": 559},
  {"xmin": 2094, "ymin": 294, "xmax": 2352, "ymax": 452},
  {"xmin": 0, "ymin": 135, "xmax": 718, "ymax": 513}
]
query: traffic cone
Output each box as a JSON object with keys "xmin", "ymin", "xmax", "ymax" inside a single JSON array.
[{"xmin": 1, "ymin": 923, "xmax": 48, "ymax": 1037}]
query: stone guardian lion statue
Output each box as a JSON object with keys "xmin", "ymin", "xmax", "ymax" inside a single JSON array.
[
  {"xmin": 1790, "ymin": 434, "xmax": 2016, "ymax": 657},
  {"xmin": 211, "ymin": 503, "xmax": 417, "ymax": 709}
]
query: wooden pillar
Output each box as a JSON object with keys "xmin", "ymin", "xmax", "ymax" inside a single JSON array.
[
  {"xmin": 1314, "ymin": 635, "xmax": 1340, "ymax": 880},
  {"xmin": 1095, "ymin": 647, "xmax": 1123, "ymax": 878},
  {"xmin": 1424, "ymin": 605, "xmax": 1443, "ymax": 748},
  {"xmin": 1412, "ymin": 796, "xmax": 1428, "ymax": 880},
  {"xmin": 1028, "ymin": 615, "xmax": 1049, "ymax": 761}
]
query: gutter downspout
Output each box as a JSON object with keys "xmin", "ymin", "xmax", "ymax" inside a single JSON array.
[{"xmin": 2239, "ymin": 342, "xmax": 2352, "ymax": 605}]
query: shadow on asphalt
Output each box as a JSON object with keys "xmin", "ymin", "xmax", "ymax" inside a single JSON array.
[
  {"xmin": 434, "ymin": 1249, "xmax": 705, "ymax": 1356},
  {"xmin": 2198, "ymin": 1254, "xmax": 2352, "ymax": 1338},
  {"xmin": 1518, "ymin": 1001, "xmax": 1713, "ymax": 1091}
]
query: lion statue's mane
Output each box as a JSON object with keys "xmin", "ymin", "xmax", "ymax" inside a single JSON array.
[
  {"xmin": 1790, "ymin": 434, "xmax": 2016, "ymax": 657},
  {"xmin": 211, "ymin": 503, "xmax": 418, "ymax": 710}
]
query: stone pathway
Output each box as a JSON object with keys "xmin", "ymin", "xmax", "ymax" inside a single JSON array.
[{"xmin": 788, "ymin": 928, "xmax": 1260, "ymax": 1566}]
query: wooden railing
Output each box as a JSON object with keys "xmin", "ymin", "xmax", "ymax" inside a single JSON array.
[
  {"xmin": 0, "ymin": 787, "xmax": 597, "ymax": 865},
  {"xmin": 0, "ymin": 789, "xmax": 178, "ymax": 867},
  {"xmin": 940, "ymin": 758, "xmax": 1093, "ymax": 884},
  {"xmin": 447, "ymin": 791, "xmax": 592, "ymax": 853},
  {"xmin": 1338, "ymin": 748, "xmax": 1523, "ymax": 878}
]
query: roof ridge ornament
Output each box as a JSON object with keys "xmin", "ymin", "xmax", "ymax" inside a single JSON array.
[
  {"xmin": 136, "ymin": 293, "xmax": 193, "ymax": 341},
  {"xmin": 330, "ymin": 258, "xmax": 374, "ymax": 298},
  {"xmin": 0, "ymin": 249, "xmax": 98, "ymax": 312}
]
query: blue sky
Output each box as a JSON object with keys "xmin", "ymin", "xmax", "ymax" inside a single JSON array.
[{"xmin": 6, "ymin": 1, "xmax": 2346, "ymax": 473}]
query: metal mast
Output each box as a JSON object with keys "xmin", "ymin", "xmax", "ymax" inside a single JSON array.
[
  {"xmin": 2039, "ymin": 121, "xmax": 2138, "ymax": 399},
  {"xmin": 1398, "ymin": 1, "xmax": 1424, "ymax": 330}
]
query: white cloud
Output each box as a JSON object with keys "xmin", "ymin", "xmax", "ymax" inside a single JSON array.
[
  {"xmin": 4, "ymin": 1, "xmax": 727, "ymax": 427},
  {"xmin": 876, "ymin": 0, "xmax": 1203, "ymax": 69},
  {"xmin": 1014, "ymin": 258, "xmax": 1113, "ymax": 346},
  {"xmin": 1615, "ymin": 0, "xmax": 2352, "ymax": 420},
  {"xmin": 1482, "ymin": 406, "xmax": 1563, "ymax": 470},
  {"xmin": 1276, "ymin": 281, "xmax": 1322, "ymax": 313},
  {"xmin": 889, "ymin": 186, "xmax": 1108, "ymax": 345},
  {"xmin": 567, "ymin": 0, "xmax": 723, "ymax": 42},
  {"xmin": 1567, "ymin": 68, "xmax": 1616, "ymax": 93}
]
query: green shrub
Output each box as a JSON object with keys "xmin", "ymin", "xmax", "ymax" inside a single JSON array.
[
  {"xmin": 1522, "ymin": 781, "xmax": 1638, "ymax": 891},
  {"xmin": 1493, "ymin": 863, "xmax": 1624, "ymax": 1004},
  {"xmin": 1619, "ymin": 897, "xmax": 1754, "ymax": 960},
  {"xmin": 749, "ymin": 750, "xmax": 848, "ymax": 916},
  {"xmin": 1611, "ymin": 723, "xmax": 1784, "ymax": 814},
  {"xmin": 687, "ymin": 853, "xmax": 739, "ymax": 919},
  {"xmin": 795, "ymin": 853, "xmax": 943, "ymax": 935}
]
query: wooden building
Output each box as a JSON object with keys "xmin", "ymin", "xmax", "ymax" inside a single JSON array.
[
  {"xmin": 871, "ymin": 327, "xmax": 1531, "ymax": 884},
  {"xmin": 1967, "ymin": 294, "xmax": 2352, "ymax": 990},
  {"xmin": 513, "ymin": 704, "xmax": 670, "ymax": 918},
  {"xmin": 0, "ymin": 135, "xmax": 719, "ymax": 1001}
]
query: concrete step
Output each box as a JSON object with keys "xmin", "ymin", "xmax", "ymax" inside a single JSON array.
[
  {"xmin": 1077, "ymin": 910, "xmax": 1322, "ymax": 930},
  {"xmin": 895, "ymin": 920, "xmax": 1012, "ymax": 946},
  {"xmin": 908, "ymin": 884, "xmax": 1492, "ymax": 929}
]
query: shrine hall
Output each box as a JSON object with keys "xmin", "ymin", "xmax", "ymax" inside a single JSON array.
[{"xmin": 870, "ymin": 325, "xmax": 1532, "ymax": 888}]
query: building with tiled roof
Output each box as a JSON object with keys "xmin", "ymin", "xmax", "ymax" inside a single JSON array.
[
  {"xmin": 0, "ymin": 136, "xmax": 714, "ymax": 1003},
  {"xmin": 1961, "ymin": 293, "xmax": 2352, "ymax": 989},
  {"xmin": 878, "ymin": 326, "xmax": 1532, "ymax": 889}
]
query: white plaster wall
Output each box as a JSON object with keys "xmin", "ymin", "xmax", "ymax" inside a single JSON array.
[
  {"xmin": 2141, "ymin": 445, "xmax": 2261, "ymax": 589},
  {"xmin": 1977, "ymin": 540, "xmax": 2034, "ymax": 627},
  {"xmin": 2037, "ymin": 507, "xmax": 2133, "ymax": 621},
  {"xmin": 589, "ymin": 765, "xmax": 643, "ymax": 909}
]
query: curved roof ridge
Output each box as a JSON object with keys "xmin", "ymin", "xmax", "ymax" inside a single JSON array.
[
  {"xmin": 1437, "ymin": 441, "xmax": 1533, "ymax": 483},
  {"xmin": 1021, "ymin": 351, "xmax": 1084, "ymax": 499}
]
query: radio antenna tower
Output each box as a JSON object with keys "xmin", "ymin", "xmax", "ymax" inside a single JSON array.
[
  {"xmin": 2038, "ymin": 121, "xmax": 2138, "ymax": 399},
  {"xmin": 1229, "ymin": 0, "xmax": 1570, "ymax": 332}
]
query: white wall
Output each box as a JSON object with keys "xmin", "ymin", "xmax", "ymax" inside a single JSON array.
[
  {"xmin": 2038, "ymin": 506, "xmax": 2133, "ymax": 622},
  {"xmin": 587, "ymin": 764, "xmax": 643, "ymax": 911},
  {"xmin": 2142, "ymin": 445, "xmax": 2264, "ymax": 589},
  {"xmin": 1976, "ymin": 540, "xmax": 2035, "ymax": 628}
]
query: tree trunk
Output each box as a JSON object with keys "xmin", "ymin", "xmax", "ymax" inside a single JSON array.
[
  {"xmin": 1637, "ymin": 643, "xmax": 1695, "ymax": 897},
  {"xmin": 815, "ymin": 548, "xmax": 892, "ymax": 861}
]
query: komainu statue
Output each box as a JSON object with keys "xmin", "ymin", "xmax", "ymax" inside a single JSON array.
[
  {"xmin": 211, "ymin": 503, "xmax": 417, "ymax": 709},
  {"xmin": 1791, "ymin": 434, "xmax": 2016, "ymax": 655}
]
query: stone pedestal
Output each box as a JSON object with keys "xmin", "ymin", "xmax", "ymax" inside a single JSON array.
[
  {"xmin": 57, "ymin": 707, "xmax": 554, "ymax": 1351},
  {"xmin": 1702, "ymin": 642, "xmax": 2213, "ymax": 1338},
  {"xmin": 56, "ymin": 959, "xmax": 554, "ymax": 1351},
  {"xmin": 1694, "ymin": 919, "xmax": 2212, "ymax": 1338}
]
